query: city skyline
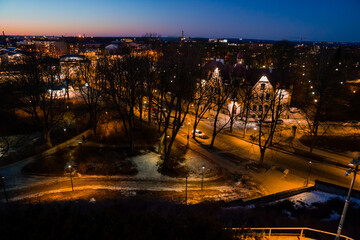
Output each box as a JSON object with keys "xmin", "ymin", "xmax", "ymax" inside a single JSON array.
[{"xmin": 1, "ymin": 0, "xmax": 360, "ymax": 42}]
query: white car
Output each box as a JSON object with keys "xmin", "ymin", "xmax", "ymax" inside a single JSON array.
[{"xmin": 192, "ymin": 129, "xmax": 207, "ymax": 139}]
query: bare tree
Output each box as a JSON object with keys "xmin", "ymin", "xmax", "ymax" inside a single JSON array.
[
  {"xmin": 104, "ymin": 55, "xmax": 154, "ymax": 151},
  {"xmin": 209, "ymin": 68, "xmax": 232, "ymax": 149},
  {"xmin": 255, "ymin": 87, "xmax": 286, "ymax": 167},
  {"xmin": 14, "ymin": 57, "xmax": 65, "ymax": 147},
  {"xmin": 238, "ymin": 82, "xmax": 254, "ymax": 137},
  {"xmin": 191, "ymin": 79, "xmax": 213, "ymax": 139},
  {"xmin": 157, "ymin": 44, "xmax": 199, "ymax": 166},
  {"xmin": 74, "ymin": 59, "xmax": 105, "ymax": 138}
]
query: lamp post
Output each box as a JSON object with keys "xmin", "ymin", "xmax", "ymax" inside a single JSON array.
[
  {"xmin": 68, "ymin": 165, "xmax": 74, "ymax": 191},
  {"xmin": 201, "ymin": 165, "xmax": 205, "ymax": 191},
  {"xmin": 335, "ymin": 157, "xmax": 360, "ymax": 240},
  {"xmin": 64, "ymin": 128, "xmax": 67, "ymax": 147},
  {"xmin": 185, "ymin": 176, "xmax": 188, "ymax": 205},
  {"xmin": 1, "ymin": 176, "xmax": 8, "ymax": 203},
  {"xmin": 305, "ymin": 161, "xmax": 312, "ymax": 187},
  {"xmin": 186, "ymin": 121, "xmax": 190, "ymax": 149}
]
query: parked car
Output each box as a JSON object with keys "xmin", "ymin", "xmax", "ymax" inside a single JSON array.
[
  {"xmin": 192, "ymin": 129, "xmax": 207, "ymax": 139},
  {"xmin": 342, "ymin": 120, "xmax": 359, "ymax": 126}
]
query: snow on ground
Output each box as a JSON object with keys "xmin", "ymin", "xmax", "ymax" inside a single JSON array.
[
  {"xmin": 183, "ymin": 148, "xmax": 220, "ymax": 179},
  {"xmin": 128, "ymin": 150, "xmax": 222, "ymax": 181},
  {"xmin": 129, "ymin": 151, "xmax": 166, "ymax": 180},
  {"xmin": 287, "ymin": 191, "xmax": 360, "ymax": 208},
  {"xmin": 322, "ymin": 211, "xmax": 341, "ymax": 221}
]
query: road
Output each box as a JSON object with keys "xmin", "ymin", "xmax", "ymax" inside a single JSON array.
[{"xmin": 188, "ymin": 118, "xmax": 359, "ymax": 192}]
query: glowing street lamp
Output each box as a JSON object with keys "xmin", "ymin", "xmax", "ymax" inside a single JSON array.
[
  {"xmin": 68, "ymin": 165, "xmax": 74, "ymax": 191},
  {"xmin": 335, "ymin": 157, "xmax": 360, "ymax": 240},
  {"xmin": 201, "ymin": 165, "xmax": 206, "ymax": 191}
]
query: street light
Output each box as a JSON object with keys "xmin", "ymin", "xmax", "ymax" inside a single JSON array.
[
  {"xmin": 0, "ymin": 176, "xmax": 8, "ymax": 203},
  {"xmin": 201, "ymin": 165, "xmax": 206, "ymax": 191},
  {"xmin": 185, "ymin": 176, "xmax": 188, "ymax": 205},
  {"xmin": 187, "ymin": 121, "xmax": 190, "ymax": 149},
  {"xmin": 68, "ymin": 165, "xmax": 74, "ymax": 191},
  {"xmin": 305, "ymin": 161, "xmax": 312, "ymax": 187},
  {"xmin": 335, "ymin": 157, "xmax": 360, "ymax": 240}
]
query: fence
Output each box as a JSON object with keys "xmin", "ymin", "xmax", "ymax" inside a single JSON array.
[{"xmin": 231, "ymin": 227, "xmax": 354, "ymax": 240}]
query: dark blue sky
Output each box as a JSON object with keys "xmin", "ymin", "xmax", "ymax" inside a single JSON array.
[{"xmin": 1, "ymin": 0, "xmax": 359, "ymax": 42}]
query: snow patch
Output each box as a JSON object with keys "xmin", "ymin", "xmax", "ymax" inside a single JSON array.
[
  {"xmin": 287, "ymin": 191, "xmax": 360, "ymax": 208},
  {"xmin": 322, "ymin": 211, "xmax": 340, "ymax": 221}
]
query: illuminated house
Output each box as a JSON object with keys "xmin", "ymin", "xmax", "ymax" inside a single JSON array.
[{"xmin": 203, "ymin": 54, "xmax": 292, "ymax": 119}]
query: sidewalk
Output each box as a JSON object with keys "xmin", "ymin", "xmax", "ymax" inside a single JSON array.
[
  {"xmin": 226, "ymin": 129, "xmax": 353, "ymax": 169},
  {"xmin": 290, "ymin": 138, "xmax": 353, "ymax": 167}
]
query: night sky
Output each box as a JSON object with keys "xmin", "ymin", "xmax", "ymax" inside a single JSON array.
[{"xmin": 1, "ymin": 0, "xmax": 359, "ymax": 42}]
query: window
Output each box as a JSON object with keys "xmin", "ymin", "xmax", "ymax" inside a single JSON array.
[
  {"xmin": 261, "ymin": 83, "xmax": 266, "ymax": 90},
  {"xmin": 259, "ymin": 105, "xmax": 263, "ymax": 111},
  {"xmin": 264, "ymin": 105, "xmax": 269, "ymax": 111},
  {"xmin": 253, "ymin": 105, "xmax": 257, "ymax": 111},
  {"xmin": 266, "ymin": 93, "xmax": 270, "ymax": 100}
]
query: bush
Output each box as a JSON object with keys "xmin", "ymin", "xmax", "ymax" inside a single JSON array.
[{"xmin": 23, "ymin": 146, "xmax": 138, "ymax": 176}]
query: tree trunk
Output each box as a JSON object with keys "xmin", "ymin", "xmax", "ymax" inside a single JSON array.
[
  {"xmin": 259, "ymin": 148, "xmax": 266, "ymax": 167},
  {"xmin": 210, "ymin": 132, "xmax": 216, "ymax": 149},
  {"xmin": 192, "ymin": 121, "xmax": 198, "ymax": 139},
  {"xmin": 139, "ymin": 96, "xmax": 143, "ymax": 129},
  {"xmin": 242, "ymin": 106, "xmax": 249, "ymax": 138},
  {"xmin": 229, "ymin": 102, "xmax": 236, "ymax": 133},
  {"xmin": 229, "ymin": 117, "xmax": 234, "ymax": 133},
  {"xmin": 44, "ymin": 130, "xmax": 52, "ymax": 148},
  {"xmin": 210, "ymin": 110, "xmax": 220, "ymax": 149},
  {"xmin": 310, "ymin": 135, "xmax": 316, "ymax": 153},
  {"xmin": 148, "ymin": 95, "xmax": 152, "ymax": 124}
]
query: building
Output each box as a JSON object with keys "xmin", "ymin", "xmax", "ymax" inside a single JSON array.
[{"xmin": 203, "ymin": 52, "xmax": 292, "ymax": 119}]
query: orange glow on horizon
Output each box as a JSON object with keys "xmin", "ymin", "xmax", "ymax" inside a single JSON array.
[{"xmin": 1, "ymin": 20, "xmax": 151, "ymax": 37}]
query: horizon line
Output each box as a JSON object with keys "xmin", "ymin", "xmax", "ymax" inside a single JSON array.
[{"xmin": 2, "ymin": 34, "xmax": 360, "ymax": 44}]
